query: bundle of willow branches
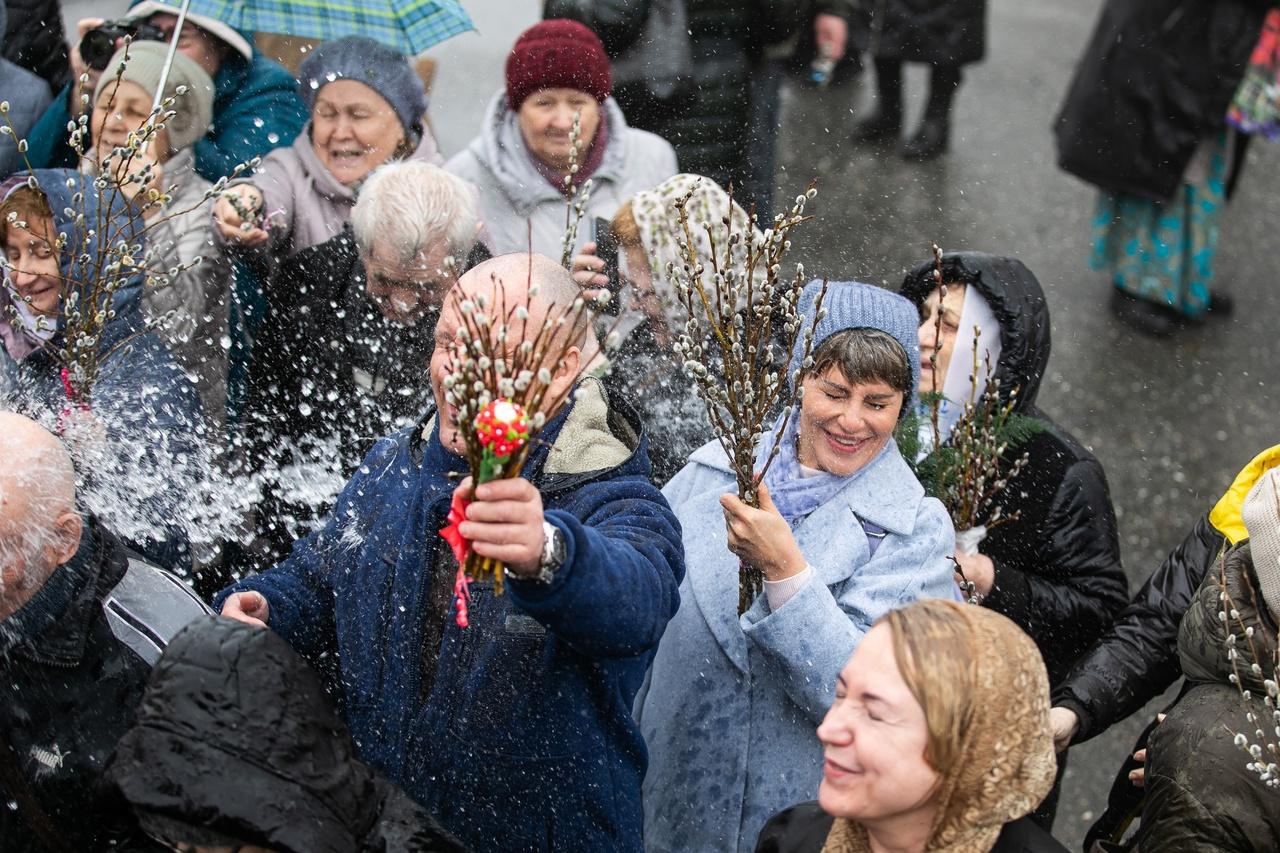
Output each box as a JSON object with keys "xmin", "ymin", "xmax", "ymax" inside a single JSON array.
[
  {"xmin": 438, "ymin": 258, "xmax": 599, "ymax": 595},
  {"xmin": 668, "ymin": 181, "xmax": 827, "ymax": 613}
]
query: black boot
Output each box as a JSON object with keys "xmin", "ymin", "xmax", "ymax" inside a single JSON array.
[
  {"xmin": 902, "ymin": 64, "xmax": 960, "ymax": 159},
  {"xmin": 1110, "ymin": 289, "xmax": 1178, "ymax": 337},
  {"xmin": 901, "ymin": 116, "xmax": 950, "ymax": 160},
  {"xmin": 853, "ymin": 58, "xmax": 902, "ymax": 143}
]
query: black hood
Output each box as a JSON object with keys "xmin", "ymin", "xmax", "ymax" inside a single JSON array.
[
  {"xmin": 108, "ymin": 616, "xmax": 382, "ymax": 853},
  {"xmin": 900, "ymin": 252, "xmax": 1051, "ymax": 413}
]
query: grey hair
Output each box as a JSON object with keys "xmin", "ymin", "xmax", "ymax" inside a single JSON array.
[
  {"xmin": 351, "ymin": 161, "xmax": 478, "ymax": 268},
  {"xmin": 806, "ymin": 328, "xmax": 913, "ymax": 397}
]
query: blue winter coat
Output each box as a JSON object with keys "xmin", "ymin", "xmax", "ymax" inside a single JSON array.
[
  {"xmin": 635, "ymin": 438, "xmax": 957, "ymax": 853},
  {"xmin": 23, "ymin": 48, "xmax": 304, "ymax": 182},
  {"xmin": 0, "ymin": 170, "xmax": 204, "ymax": 570},
  {"xmin": 216, "ymin": 379, "xmax": 685, "ymax": 853}
]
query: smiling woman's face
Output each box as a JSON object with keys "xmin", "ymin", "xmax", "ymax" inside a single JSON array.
[
  {"xmin": 795, "ymin": 365, "xmax": 903, "ymax": 476},
  {"xmin": 3, "ymin": 214, "xmax": 62, "ymax": 317},
  {"xmin": 312, "ymin": 79, "xmax": 406, "ymax": 187},
  {"xmin": 816, "ymin": 624, "xmax": 940, "ymax": 823}
]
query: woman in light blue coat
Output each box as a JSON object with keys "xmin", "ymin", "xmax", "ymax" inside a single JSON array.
[{"xmin": 635, "ymin": 281, "xmax": 957, "ymax": 853}]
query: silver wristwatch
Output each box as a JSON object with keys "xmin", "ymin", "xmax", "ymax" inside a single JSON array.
[{"xmin": 506, "ymin": 521, "xmax": 566, "ymax": 585}]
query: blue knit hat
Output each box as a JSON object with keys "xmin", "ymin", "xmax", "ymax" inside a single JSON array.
[
  {"xmin": 789, "ymin": 280, "xmax": 922, "ymax": 409},
  {"xmin": 298, "ymin": 36, "xmax": 428, "ymax": 134}
]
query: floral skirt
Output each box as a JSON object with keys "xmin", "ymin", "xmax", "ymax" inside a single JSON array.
[{"xmin": 1089, "ymin": 134, "xmax": 1228, "ymax": 318}]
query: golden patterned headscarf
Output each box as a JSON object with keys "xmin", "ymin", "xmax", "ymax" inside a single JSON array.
[
  {"xmin": 628, "ymin": 173, "xmax": 762, "ymax": 328},
  {"xmin": 822, "ymin": 600, "xmax": 1056, "ymax": 853}
]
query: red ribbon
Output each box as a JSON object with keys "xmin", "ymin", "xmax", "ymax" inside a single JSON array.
[
  {"xmin": 55, "ymin": 367, "xmax": 89, "ymax": 434},
  {"xmin": 440, "ymin": 490, "xmax": 474, "ymax": 627}
]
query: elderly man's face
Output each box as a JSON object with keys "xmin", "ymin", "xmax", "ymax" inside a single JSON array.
[
  {"xmin": 363, "ymin": 241, "xmax": 456, "ymax": 326},
  {"xmin": 429, "ymin": 258, "xmax": 584, "ymax": 454}
]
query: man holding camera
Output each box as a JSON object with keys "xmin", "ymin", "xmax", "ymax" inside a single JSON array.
[{"xmin": 21, "ymin": 0, "xmax": 305, "ymax": 182}]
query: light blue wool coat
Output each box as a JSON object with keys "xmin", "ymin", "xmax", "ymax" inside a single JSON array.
[{"xmin": 635, "ymin": 437, "xmax": 956, "ymax": 853}]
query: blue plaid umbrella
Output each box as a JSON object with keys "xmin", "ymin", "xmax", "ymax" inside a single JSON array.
[{"xmin": 183, "ymin": 0, "xmax": 474, "ymax": 56}]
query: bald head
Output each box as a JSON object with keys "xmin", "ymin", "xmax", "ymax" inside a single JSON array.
[
  {"xmin": 0, "ymin": 412, "xmax": 81, "ymax": 619},
  {"xmin": 457, "ymin": 252, "xmax": 585, "ymax": 316},
  {"xmin": 430, "ymin": 253, "xmax": 595, "ymax": 453}
]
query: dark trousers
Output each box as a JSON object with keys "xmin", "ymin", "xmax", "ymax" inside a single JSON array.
[{"xmin": 873, "ymin": 57, "xmax": 962, "ymax": 121}]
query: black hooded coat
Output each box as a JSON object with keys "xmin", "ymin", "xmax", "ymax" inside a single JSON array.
[
  {"xmin": 853, "ymin": 0, "xmax": 987, "ymax": 66},
  {"xmin": 901, "ymin": 253, "xmax": 1129, "ymax": 688},
  {"xmin": 108, "ymin": 616, "xmax": 467, "ymax": 853},
  {"xmin": 1054, "ymin": 0, "xmax": 1267, "ymax": 202}
]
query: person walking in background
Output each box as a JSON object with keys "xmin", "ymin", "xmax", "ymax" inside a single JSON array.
[
  {"xmin": 755, "ymin": 600, "xmax": 1066, "ymax": 853},
  {"xmin": 1055, "ymin": 0, "xmax": 1270, "ymax": 336},
  {"xmin": 636, "ymin": 281, "xmax": 956, "ymax": 853},
  {"xmin": 445, "ymin": 19, "xmax": 677, "ymax": 257},
  {"xmin": 850, "ymin": 0, "xmax": 985, "ymax": 159}
]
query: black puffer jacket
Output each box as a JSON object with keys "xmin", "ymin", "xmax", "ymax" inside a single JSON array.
[
  {"xmin": 2, "ymin": 0, "xmax": 69, "ymax": 92},
  {"xmin": 854, "ymin": 0, "xmax": 987, "ymax": 66},
  {"xmin": 902, "ymin": 252, "xmax": 1129, "ymax": 687},
  {"xmin": 0, "ymin": 518, "xmax": 210, "ymax": 853},
  {"xmin": 1051, "ymin": 513, "xmax": 1226, "ymax": 743},
  {"xmin": 1054, "ymin": 0, "xmax": 1267, "ymax": 202},
  {"xmin": 1133, "ymin": 542, "xmax": 1280, "ymax": 852},
  {"xmin": 1049, "ymin": 445, "xmax": 1280, "ymax": 849},
  {"xmin": 109, "ymin": 616, "xmax": 467, "ymax": 853},
  {"xmin": 754, "ymin": 801, "xmax": 1068, "ymax": 852}
]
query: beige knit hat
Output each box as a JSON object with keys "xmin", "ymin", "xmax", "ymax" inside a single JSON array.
[
  {"xmin": 1242, "ymin": 467, "xmax": 1280, "ymax": 620},
  {"xmin": 92, "ymin": 41, "xmax": 215, "ymax": 154}
]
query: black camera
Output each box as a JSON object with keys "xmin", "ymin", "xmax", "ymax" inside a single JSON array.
[{"xmin": 79, "ymin": 21, "xmax": 167, "ymax": 72}]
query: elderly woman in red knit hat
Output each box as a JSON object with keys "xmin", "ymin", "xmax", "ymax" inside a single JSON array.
[{"xmin": 445, "ymin": 19, "xmax": 678, "ymax": 258}]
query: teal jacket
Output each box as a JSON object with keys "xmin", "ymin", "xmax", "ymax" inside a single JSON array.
[{"xmin": 22, "ymin": 49, "xmax": 305, "ymax": 182}]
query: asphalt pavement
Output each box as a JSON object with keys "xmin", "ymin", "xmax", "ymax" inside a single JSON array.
[{"xmin": 59, "ymin": 1, "xmax": 1280, "ymax": 848}]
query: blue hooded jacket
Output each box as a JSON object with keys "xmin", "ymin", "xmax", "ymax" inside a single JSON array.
[
  {"xmin": 21, "ymin": 8, "xmax": 304, "ymax": 182},
  {"xmin": 0, "ymin": 169, "xmax": 204, "ymax": 570},
  {"xmin": 217, "ymin": 379, "xmax": 685, "ymax": 853}
]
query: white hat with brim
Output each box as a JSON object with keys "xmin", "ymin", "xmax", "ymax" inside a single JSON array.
[{"xmin": 123, "ymin": 1, "xmax": 254, "ymax": 63}]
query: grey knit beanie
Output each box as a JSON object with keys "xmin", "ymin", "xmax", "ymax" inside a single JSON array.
[
  {"xmin": 298, "ymin": 36, "xmax": 428, "ymax": 135},
  {"xmin": 1242, "ymin": 468, "xmax": 1280, "ymax": 620},
  {"xmin": 790, "ymin": 280, "xmax": 923, "ymax": 409},
  {"xmin": 92, "ymin": 41, "xmax": 215, "ymax": 153}
]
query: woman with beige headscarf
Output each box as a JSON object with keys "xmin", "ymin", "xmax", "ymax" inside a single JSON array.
[
  {"xmin": 574, "ymin": 172, "xmax": 760, "ymax": 484},
  {"xmin": 754, "ymin": 599, "xmax": 1065, "ymax": 853}
]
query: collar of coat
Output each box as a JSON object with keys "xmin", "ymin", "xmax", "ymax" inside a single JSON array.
[
  {"xmin": 1, "ymin": 518, "xmax": 126, "ymax": 667},
  {"xmin": 469, "ymin": 92, "xmax": 636, "ymax": 216},
  {"xmin": 415, "ymin": 376, "xmax": 640, "ymax": 492},
  {"xmin": 685, "ymin": 436, "xmax": 924, "ymax": 537}
]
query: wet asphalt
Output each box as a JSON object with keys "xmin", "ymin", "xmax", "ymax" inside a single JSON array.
[{"xmin": 64, "ymin": 0, "xmax": 1280, "ymax": 848}]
